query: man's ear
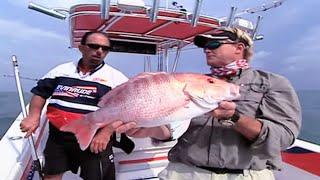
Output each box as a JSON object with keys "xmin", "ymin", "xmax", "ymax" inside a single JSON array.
[{"xmin": 235, "ymin": 43, "xmax": 245, "ymax": 54}]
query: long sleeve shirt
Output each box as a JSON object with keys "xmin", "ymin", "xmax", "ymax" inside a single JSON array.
[{"xmin": 168, "ymin": 68, "xmax": 302, "ymax": 170}]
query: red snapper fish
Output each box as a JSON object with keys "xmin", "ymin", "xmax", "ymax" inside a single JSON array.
[{"xmin": 61, "ymin": 72, "xmax": 240, "ymax": 150}]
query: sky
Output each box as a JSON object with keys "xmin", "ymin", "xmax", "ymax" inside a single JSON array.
[{"xmin": 1, "ymin": 0, "xmax": 320, "ymax": 92}]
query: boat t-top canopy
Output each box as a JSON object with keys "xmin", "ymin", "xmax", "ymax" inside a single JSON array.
[
  {"xmin": 28, "ymin": 0, "xmax": 273, "ymax": 56},
  {"xmin": 69, "ymin": 3, "xmax": 220, "ymax": 54},
  {"xmin": 28, "ymin": 0, "xmax": 263, "ymax": 71}
]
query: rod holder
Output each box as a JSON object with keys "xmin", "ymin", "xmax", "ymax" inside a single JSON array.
[{"xmin": 28, "ymin": 2, "xmax": 67, "ymax": 20}]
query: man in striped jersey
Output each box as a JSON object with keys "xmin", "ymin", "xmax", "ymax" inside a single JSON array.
[{"xmin": 20, "ymin": 31, "xmax": 134, "ymax": 180}]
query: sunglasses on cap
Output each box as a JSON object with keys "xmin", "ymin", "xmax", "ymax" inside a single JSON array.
[
  {"xmin": 203, "ymin": 41, "xmax": 236, "ymax": 50},
  {"xmin": 86, "ymin": 43, "xmax": 112, "ymax": 51}
]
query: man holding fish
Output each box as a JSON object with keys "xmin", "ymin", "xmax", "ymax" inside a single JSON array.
[
  {"xmin": 121, "ymin": 27, "xmax": 302, "ymax": 179},
  {"xmin": 22, "ymin": 27, "xmax": 301, "ymax": 179}
]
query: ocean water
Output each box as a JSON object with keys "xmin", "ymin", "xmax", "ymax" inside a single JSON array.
[
  {"xmin": 0, "ymin": 92, "xmax": 32, "ymax": 137},
  {"xmin": 0, "ymin": 91, "xmax": 319, "ymax": 144},
  {"xmin": 296, "ymin": 90, "xmax": 320, "ymax": 144}
]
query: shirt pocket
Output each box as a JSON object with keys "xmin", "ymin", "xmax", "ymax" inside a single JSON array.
[{"xmin": 235, "ymin": 83, "xmax": 269, "ymax": 116}]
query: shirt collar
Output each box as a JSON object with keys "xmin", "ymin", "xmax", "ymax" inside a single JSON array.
[{"xmin": 76, "ymin": 58, "xmax": 105, "ymax": 75}]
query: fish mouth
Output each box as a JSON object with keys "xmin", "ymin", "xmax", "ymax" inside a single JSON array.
[{"xmin": 191, "ymin": 95, "xmax": 218, "ymax": 109}]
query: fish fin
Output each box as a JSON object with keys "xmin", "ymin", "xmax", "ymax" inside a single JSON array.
[
  {"xmin": 180, "ymin": 84, "xmax": 191, "ymax": 108},
  {"xmin": 60, "ymin": 117, "xmax": 99, "ymax": 150}
]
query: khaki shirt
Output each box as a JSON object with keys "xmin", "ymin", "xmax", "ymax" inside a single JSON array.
[{"xmin": 168, "ymin": 68, "xmax": 302, "ymax": 170}]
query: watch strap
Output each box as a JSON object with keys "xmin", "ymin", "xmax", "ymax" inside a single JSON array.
[{"xmin": 230, "ymin": 111, "xmax": 240, "ymax": 123}]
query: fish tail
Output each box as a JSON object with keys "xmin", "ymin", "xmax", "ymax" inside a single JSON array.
[{"xmin": 60, "ymin": 117, "xmax": 99, "ymax": 150}]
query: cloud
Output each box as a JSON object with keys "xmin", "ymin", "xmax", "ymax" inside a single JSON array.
[
  {"xmin": 250, "ymin": 50, "xmax": 272, "ymax": 69},
  {"xmin": 5, "ymin": 0, "xmax": 28, "ymax": 8},
  {"xmin": 282, "ymin": 25, "xmax": 320, "ymax": 72},
  {"xmin": 0, "ymin": 18, "xmax": 66, "ymax": 41},
  {"xmin": 253, "ymin": 50, "xmax": 271, "ymax": 60},
  {"xmin": 294, "ymin": 25, "xmax": 320, "ymax": 52}
]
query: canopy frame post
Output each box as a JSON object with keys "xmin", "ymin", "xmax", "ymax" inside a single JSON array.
[
  {"xmin": 191, "ymin": 0, "xmax": 203, "ymax": 27},
  {"xmin": 226, "ymin": 6, "xmax": 237, "ymax": 27},
  {"xmin": 150, "ymin": 0, "xmax": 160, "ymax": 23},
  {"xmin": 252, "ymin": 15, "xmax": 263, "ymax": 40},
  {"xmin": 101, "ymin": 0, "xmax": 111, "ymax": 20}
]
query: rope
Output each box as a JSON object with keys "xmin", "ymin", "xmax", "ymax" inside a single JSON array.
[{"xmin": 1, "ymin": 74, "xmax": 39, "ymax": 81}]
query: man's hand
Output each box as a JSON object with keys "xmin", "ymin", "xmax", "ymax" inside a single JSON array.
[
  {"xmin": 125, "ymin": 127, "xmax": 152, "ymax": 138},
  {"xmin": 20, "ymin": 95, "xmax": 46, "ymax": 138},
  {"xmin": 20, "ymin": 116, "xmax": 40, "ymax": 137},
  {"xmin": 89, "ymin": 120, "xmax": 137, "ymax": 153},
  {"xmin": 115, "ymin": 121, "xmax": 137, "ymax": 134},
  {"xmin": 125, "ymin": 125, "xmax": 172, "ymax": 140},
  {"xmin": 211, "ymin": 101, "xmax": 236, "ymax": 119},
  {"xmin": 213, "ymin": 101, "xmax": 262, "ymax": 141}
]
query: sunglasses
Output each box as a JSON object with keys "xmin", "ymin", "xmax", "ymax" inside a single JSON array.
[
  {"xmin": 203, "ymin": 41, "xmax": 236, "ymax": 50},
  {"xmin": 86, "ymin": 43, "xmax": 112, "ymax": 51}
]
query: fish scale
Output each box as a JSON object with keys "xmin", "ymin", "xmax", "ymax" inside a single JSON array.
[{"xmin": 100, "ymin": 73, "xmax": 187, "ymax": 121}]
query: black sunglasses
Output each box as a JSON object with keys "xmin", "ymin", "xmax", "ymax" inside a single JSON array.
[
  {"xmin": 86, "ymin": 43, "xmax": 112, "ymax": 51},
  {"xmin": 203, "ymin": 41, "xmax": 236, "ymax": 50}
]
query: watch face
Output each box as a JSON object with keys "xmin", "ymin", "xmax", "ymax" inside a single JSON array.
[{"xmin": 218, "ymin": 119, "xmax": 235, "ymax": 127}]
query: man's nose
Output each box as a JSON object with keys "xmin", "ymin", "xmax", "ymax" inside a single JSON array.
[
  {"xmin": 96, "ymin": 47, "xmax": 104, "ymax": 54},
  {"xmin": 203, "ymin": 48, "xmax": 211, "ymax": 53}
]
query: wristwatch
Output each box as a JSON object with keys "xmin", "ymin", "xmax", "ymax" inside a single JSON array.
[
  {"xmin": 218, "ymin": 111, "xmax": 241, "ymax": 127},
  {"xmin": 230, "ymin": 111, "xmax": 241, "ymax": 123}
]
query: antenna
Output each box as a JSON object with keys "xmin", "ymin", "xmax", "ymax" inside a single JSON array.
[
  {"xmin": 235, "ymin": 0, "xmax": 286, "ymax": 16},
  {"xmin": 220, "ymin": 0, "xmax": 286, "ymax": 21},
  {"xmin": 220, "ymin": 0, "xmax": 286, "ymax": 40}
]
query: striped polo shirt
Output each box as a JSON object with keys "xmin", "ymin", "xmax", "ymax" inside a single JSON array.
[{"xmin": 31, "ymin": 60, "xmax": 128, "ymax": 128}]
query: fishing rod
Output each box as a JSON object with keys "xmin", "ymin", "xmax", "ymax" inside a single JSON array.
[{"xmin": 11, "ymin": 55, "xmax": 44, "ymax": 180}]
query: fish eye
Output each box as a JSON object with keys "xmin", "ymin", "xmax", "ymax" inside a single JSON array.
[{"xmin": 207, "ymin": 78, "xmax": 215, "ymax": 84}]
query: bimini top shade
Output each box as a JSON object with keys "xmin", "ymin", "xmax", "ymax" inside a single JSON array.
[{"xmin": 69, "ymin": 4, "xmax": 221, "ymax": 54}]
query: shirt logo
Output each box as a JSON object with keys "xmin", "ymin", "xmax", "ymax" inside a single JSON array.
[
  {"xmin": 93, "ymin": 77, "xmax": 108, "ymax": 83},
  {"xmin": 53, "ymin": 85, "xmax": 97, "ymax": 98}
]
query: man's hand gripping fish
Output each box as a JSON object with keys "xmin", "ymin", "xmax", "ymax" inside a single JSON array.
[{"xmin": 61, "ymin": 72, "xmax": 240, "ymax": 150}]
